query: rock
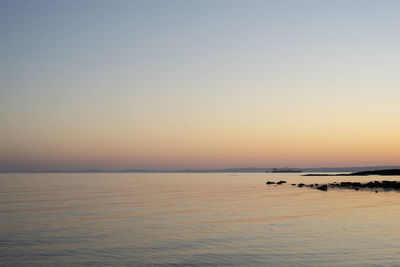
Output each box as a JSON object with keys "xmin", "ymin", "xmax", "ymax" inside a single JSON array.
[
  {"xmin": 291, "ymin": 183, "xmax": 296, "ymax": 186},
  {"xmin": 317, "ymin": 184, "xmax": 328, "ymax": 191},
  {"xmin": 314, "ymin": 180, "xmax": 400, "ymax": 192},
  {"xmin": 340, "ymin": 182, "xmax": 352, "ymax": 187},
  {"xmin": 292, "ymin": 180, "xmax": 400, "ymax": 192},
  {"xmin": 277, "ymin": 181, "xmax": 287, "ymax": 185},
  {"xmin": 266, "ymin": 181, "xmax": 276, "ymax": 185}
]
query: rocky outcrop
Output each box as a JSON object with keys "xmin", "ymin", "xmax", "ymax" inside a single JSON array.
[
  {"xmin": 316, "ymin": 184, "xmax": 328, "ymax": 191},
  {"xmin": 310, "ymin": 180, "xmax": 400, "ymax": 192}
]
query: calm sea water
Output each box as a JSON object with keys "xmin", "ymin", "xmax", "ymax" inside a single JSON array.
[{"xmin": 1, "ymin": 173, "xmax": 400, "ymax": 266}]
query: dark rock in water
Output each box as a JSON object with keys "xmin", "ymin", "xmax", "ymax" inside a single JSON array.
[
  {"xmin": 277, "ymin": 181, "xmax": 287, "ymax": 185},
  {"xmin": 298, "ymin": 180, "xmax": 400, "ymax": 192},
  {"xmin": 340, "ymin": 182, "xmax": 352, "ymax": 187},
  {"xmin": 365, "ymin": 182, "xmax": 375, "ymax": 188},
  {"xmin": 298, "ymin": 183, "xmax": 305, "ymax": 188},
  {"xmin": 291, "ymin": 183, "xmax": 296, "ymax": 186},
  {"xmin": 266, "ymin": 181, "xmax": 276, "ymax": 185},
  {"xmin": 314, "ymin": 183, "xmax": 319, "ymax": 186},
  {"xmin": 317, "ymin": 184, "xmax": 328, "ymax": 191},
  {"xmin": 375, "ymin": 191, "xmax": 378, "ymax": 193}
]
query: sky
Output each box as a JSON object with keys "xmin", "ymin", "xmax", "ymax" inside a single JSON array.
[{"xmin": 1, "ymin": 0, "xmax": 400, "ymax": 171}]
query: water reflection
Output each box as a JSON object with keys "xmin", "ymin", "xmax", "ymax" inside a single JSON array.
[{"xmin": 1, "ymin": 173, "xmax": 400, "ymax": 266}]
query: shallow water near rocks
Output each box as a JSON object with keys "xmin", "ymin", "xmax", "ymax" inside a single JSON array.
[{"xmin": 1, "ymin": 172, "xmax": 400, "ymax": 266}]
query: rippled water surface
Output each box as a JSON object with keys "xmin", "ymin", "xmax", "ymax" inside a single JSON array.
[{"xmin": 2, "ymin": 173, "xmax": 400, "ymax": 266}]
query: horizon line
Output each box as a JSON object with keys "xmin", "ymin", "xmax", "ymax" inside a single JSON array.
[{"xmin": 1, "ymin": 165, "xmax": 400, "ymax": 173}]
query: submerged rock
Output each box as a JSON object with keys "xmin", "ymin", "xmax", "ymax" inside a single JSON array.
[
  {"xmin": 277, "ymin": 181, "xmax": 287, "ymax": 185},
  {"xmin": 266, "ymin": 181, "xmax": 276, "ymax": 185}
]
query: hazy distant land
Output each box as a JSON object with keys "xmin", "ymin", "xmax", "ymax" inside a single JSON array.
[
  {"xmin": 303, "ymin": 169, "xmax": 400, "ymax": 176},
  {"xmin": 2, "ymin": 166, "xmax": 400, "ymax": 173}
]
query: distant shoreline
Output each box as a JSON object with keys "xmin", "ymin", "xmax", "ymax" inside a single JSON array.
[
  {"xmin": 1, "ymin": 166, "xmax": 400, "ymax": 174},
  {"xmin": 303, "ymin": 169, "xmax": 400, "ymax": 176}
]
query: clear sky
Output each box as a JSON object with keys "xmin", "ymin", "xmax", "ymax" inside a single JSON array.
[{"xmin": 1, "ymin": 0, "xmax": 400, "ymax": 171}]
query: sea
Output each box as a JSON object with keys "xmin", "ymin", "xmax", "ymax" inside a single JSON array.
[{"xmin": 1, "ymin": 172, "xmax": 400, "ymax": 266}]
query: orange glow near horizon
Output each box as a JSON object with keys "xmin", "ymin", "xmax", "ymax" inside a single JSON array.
[{"xmin": 2, "ymin": 115, "xmax": 400, "ymax": 170}]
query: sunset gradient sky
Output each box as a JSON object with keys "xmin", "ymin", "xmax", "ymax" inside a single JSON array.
[{"xmin": 1, "ymin": 0, "xmax": 400, "ymax": 171}]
